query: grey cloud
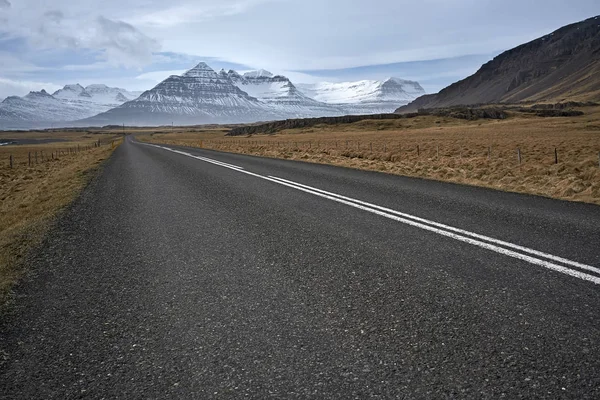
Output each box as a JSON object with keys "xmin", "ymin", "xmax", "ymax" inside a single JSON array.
[
  {"xmin": 44, "ymin": 10, "xmax": 64, "ymax": 22},
  {"xmin": 7, "ymin": 8, "xmax": 160, "ymax": 68},
  {"xmin": 94, "ymin": 16, "xmax": 160, "ymax": 66},
  {"xmin": 0, "ymin": 0, "xmax": 10, "ymax": 9}
]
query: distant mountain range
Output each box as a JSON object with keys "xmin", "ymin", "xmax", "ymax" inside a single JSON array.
[
  {"xmin": 0, "ymin": 85, "xmax": 142, "ymax": 129},
  {"xmin": 0, "ymin": 64, "xmax": 425, "ymax": 129},
  {"xmin": 81, "ymin": 64, "xmax": 425, "ymax": 126},
  {"xmin": 398, "ymin": 15, "xmax": 600, "ymax": 113},
  {"xmin": 5, "ymin": 15, "xmax": 597, "ymax": 129}
]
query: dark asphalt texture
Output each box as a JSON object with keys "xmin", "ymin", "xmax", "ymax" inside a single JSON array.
[{"xmin": 1, "ymin": 137, "xmax": 599, "ymax": 399}]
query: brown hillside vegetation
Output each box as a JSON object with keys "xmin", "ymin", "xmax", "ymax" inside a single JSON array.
[
  {"xmin": 0, "ymin": 132, "xmax": 121, "ymax": 307},
  {"xmin": 398, "ymin": 16, "xmax": 600, "ymax": 112},
  {"xmin": 227, "ymin": 108, "xmax": 508, "ymax": 136},
  {"xmin": 140, "ymin": 106, "xmax": 600, "ymax": 206}
]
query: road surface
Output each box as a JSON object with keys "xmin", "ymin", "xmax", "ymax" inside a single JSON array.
[{"xmin": 1, "ymin": 137, "xmax": 599, "ymax": 398}]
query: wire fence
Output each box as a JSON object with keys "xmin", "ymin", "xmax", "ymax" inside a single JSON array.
[
  {"xmin": 4, "ymin": 139, "xmax": 117, "ymax": 169},
  {"xmin": 199, "ymin": 139, "xmax": 600, "ymax": 168}
]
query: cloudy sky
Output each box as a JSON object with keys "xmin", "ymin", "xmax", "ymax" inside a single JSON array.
[{"xmin": 0, "ymin": 0, "xmax": 597, "ymax": 99}]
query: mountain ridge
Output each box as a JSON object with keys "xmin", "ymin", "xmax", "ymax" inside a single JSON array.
[
  {"xmin": 397, "ymin": 16, "xmax": 600, "ymax": 113},
  {"xmin": 0, "ymin": 84, "xmax": 141, "ymax": 128},
  {"xmin": 0, "ymin": 63, "xmax": 425, "ymax": 128},
  {"xmin": 79, "ymin": 63, "xmax": 425, "ymax": 126}
]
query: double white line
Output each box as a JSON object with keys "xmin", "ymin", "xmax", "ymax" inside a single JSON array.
[{"xmin": 142, "ymin": 142, "xmax": 600, "ymax": 285}]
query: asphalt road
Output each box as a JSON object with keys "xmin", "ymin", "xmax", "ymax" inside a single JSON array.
[{"xmin": 1, "ymin": 137, "xmax": 599, "ymax": 399}]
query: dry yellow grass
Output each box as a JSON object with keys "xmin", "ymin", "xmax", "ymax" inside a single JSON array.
[
  {"xmin": 139, "ymin": 107, "xmax": 600, "ymax": 205},
  {"xmin": 0, "ymin": 131, "xmax": 121, "ymax": 307}
]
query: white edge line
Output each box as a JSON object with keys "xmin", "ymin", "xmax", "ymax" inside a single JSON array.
[
  {"xmin": 138, "ymin": 142, "xmax": 600, "ymax": 285},
  {"xmin": 268, "ymin": 176, "xmax": 600, "ymax": 276}
]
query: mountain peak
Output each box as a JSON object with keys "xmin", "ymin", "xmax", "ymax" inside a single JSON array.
[
  {"xmin": 62, "ymin": 84, "xmax": 85, "ymax": 91},
  {"xmin": 25, "ymin": 89, "xmax": 53, "ymax": 99},
  {"xmin": 53, "ymin": 84, "xmax": 92, "ymax": 98},
  {"xmin": 115, "ymin": 92, "xmax": 129, "ymax": 102},
  {"xmin": 384, "ymin": 77, "xmax": 412, "ymax": 85},
  {"xmin": 381, "ymin": 78, "xmax": 425, "ymax": 93},
  {"xmin": 183, "ymin": 62, "xmax": 216, "ymax": 78},
  {"xmin": 243, "ymin": 69, "xmax": 274, "ymax": 79}
]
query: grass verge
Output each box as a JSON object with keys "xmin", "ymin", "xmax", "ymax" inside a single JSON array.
[
  {"xmin": 138, "ymin": 107, "xmax": 600, "ymax": 205},
  {"xmin": 0, "ymin": 132, "xmax": 121, "ymax": 308}
]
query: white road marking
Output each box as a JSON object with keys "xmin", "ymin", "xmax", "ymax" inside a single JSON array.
[
  {"xmin": 140, "ymin": 142, "xmax": 600, "ymax": 285},
  {"xmin": 268, "ymin": 176, "xmax": 600, "ymax": 276}
]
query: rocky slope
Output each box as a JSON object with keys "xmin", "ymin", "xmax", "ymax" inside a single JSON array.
[{"xmin": 397, "ymin": 16, "xmax": 600, "ymax": 113}]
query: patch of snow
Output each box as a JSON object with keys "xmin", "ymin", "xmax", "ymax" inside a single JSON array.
[
  {"xmin": 297, "ymin": 77, "xmax": 424, "ymax": 105},
  {"xmin": 243, "ymin": 69, "xmax": 274, "ymax": 79}
]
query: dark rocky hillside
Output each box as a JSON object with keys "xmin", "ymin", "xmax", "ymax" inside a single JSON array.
[{"xmin": 397, "ymin": 16, "xmax": 600, "ymax": 112}]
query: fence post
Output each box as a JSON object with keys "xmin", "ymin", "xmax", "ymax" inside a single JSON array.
[
  {"xmin": 35, "ymin": 151, "xmax": 38, "ymax": 164},
  {"xmin": 517, "ymin": 148, "xmax": 521, "ymax": 165},
  {"xmin": 417, "ymin": 145, "xmax": 420, "ymax": 157},
  {"xmin": 28, "ymin": 152, "xmax": 31, "ymax": 166},
  {"xmin": 488, "ymin": 146, "xmax": 491, "ymax": 159},
  {"xmin": 554, "ymin": 148, "xmax": 558, "ymax": 164},
  {"xmin": 9, "ymin": 154, "xmax": 13, "ymax": 169},
  {"xmin": 436, "ymin": 145, "xmax": 439, "ymax": 159},
  {"xmin": 384, "ymin": 143, "xmax": 387, "ymax": 152}
]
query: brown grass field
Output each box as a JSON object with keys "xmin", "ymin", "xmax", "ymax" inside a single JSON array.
[
  {"xmin": 139, "ymin": 106, "xmax": 600, "ymax": 205},
  {"xmin": 0, "ymin": 131, "xmax": 121, "ymax": 307}
]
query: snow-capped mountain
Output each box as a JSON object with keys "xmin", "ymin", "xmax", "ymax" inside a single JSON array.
[
  {"xmin": 223, "ymin": 69, "xmax": 343, "ymax": 117},
  {"xmin": 82, "ymin": 62, "xmax": 284, "ymax": 126},
  {"xmin": 81, "ymin": 63, "xmax": 425, "ymax": 126},
  {"xmin": 53, "ymin": 84, "xmax": 140, "ymax": 107},
  {"xmin": 0, "ymin": 84, "xmax": 141, "ymax": 129},
  {"xmin": 0, "ymin": 90, "xmax": 95, "ymax": 128},
  {"xmin": 84, "ymin": 63, "xmax": 351, "ymax": 126},
  {"xmin": 0, "ymin": 61, "xmax": 425, "ymax": 128},
  {"xmin": 297, "ymin": 78, "xmax": 425, "ymax": 113}
]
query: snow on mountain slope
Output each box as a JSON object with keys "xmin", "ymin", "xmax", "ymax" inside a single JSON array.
[
  {"xmin": 0, "ymin": 90, "xmax": 95, "ymax": 126},
  {"xmin": 0, "ymin": 83, "xmax": 141, "ymax": 128},
  {"xmin": 297, "ymin": 78, "xmax": 425, "ymax": 113},
  {"xmin": 81, "ymin": 64, "xmax": 426, "ymax": 126},
  {"xmin": 225, "ymin": 69, "xmax": 343, "ymax": 117},
  {"xmin": 82, "ymin": 63, "xmax": 286, "ymax": 126},
  {"xmin": 81, "ymin": 84, "xmax": 141, "ymax": 103},
  {"xmin": 53, "ymin": 84, "xmax": 140, "ymax": 112},
  {"xmin": 243, "ymin": 69, "xmax": 274, "ymax": 79},
  {"xmin": 0, "ymin": 60, "xmax": 426, "ymax": 128},
  {"xmin": 52, "ymin": 84, "xmax": 92, "ymax": 100}
]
